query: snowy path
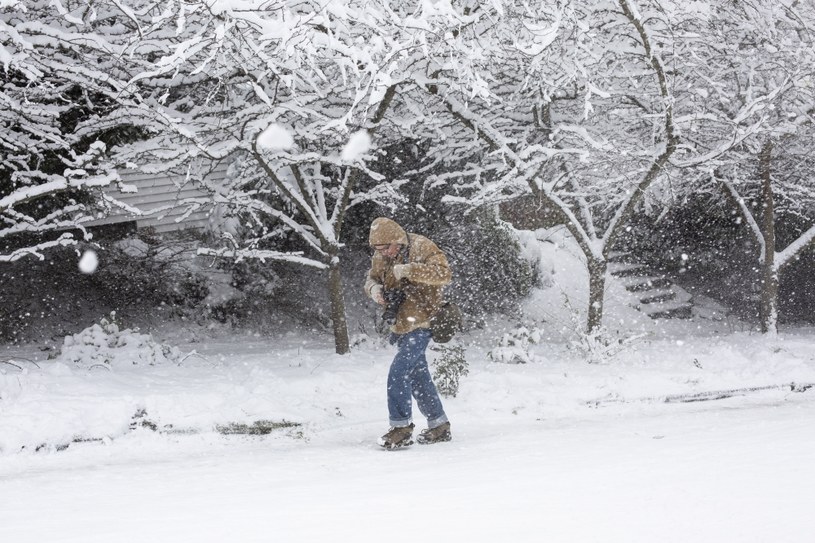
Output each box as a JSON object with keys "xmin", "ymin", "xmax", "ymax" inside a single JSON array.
[{"xmin": 3, "ymin": 396, "xmax": 813, "ymax": 543}]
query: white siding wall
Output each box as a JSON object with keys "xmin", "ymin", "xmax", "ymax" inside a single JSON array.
[{"xmin": 87, "ymin": 164, "xmax": 229, "ymax": 234}]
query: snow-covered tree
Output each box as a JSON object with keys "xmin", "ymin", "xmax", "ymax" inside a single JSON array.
[
  {"xmin": 668, "ymin": 0, "xmax": 815, "ymax": 334},
  {"xmin": 99, "ymin": 0, "xmax": 415, "ymax": 354},
  {"xmin": 387, "ymin": 0, "xmax": 683, "ymax": 333},
  {"xmin": 386, "ymin": 0, "xmax": 799, "ymax": 334},
  {"xmin": 1, "ymin": 0, "xmax": 135, "ymax": 262}
]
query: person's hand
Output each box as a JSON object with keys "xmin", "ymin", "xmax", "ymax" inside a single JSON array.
[
  {"xmin": 392, "ymin": 263, "xmax": 412, "ymax": 281},
  {"xmin": 370, "ymin": 284, "xmax": 386, "ymax": 306}
]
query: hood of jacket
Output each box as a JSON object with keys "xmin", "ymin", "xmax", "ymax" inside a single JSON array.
[{"xmin": 369, "ymin": 217, "xmax": 409, "ymax": 246}]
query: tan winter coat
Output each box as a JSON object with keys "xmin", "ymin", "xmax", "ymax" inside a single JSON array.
[{"xmin": 364, "ymin": 219, "xmax": 452, "ymax": 334}]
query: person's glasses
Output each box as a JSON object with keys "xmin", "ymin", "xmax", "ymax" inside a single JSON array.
[{"xmin": 372, "ymin": 244, "xmax": 390, "ymax": 252}]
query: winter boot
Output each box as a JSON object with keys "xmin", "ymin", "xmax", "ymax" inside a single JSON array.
[
  {"xmin": 377, "ymin": 423, "xmax": 414, "ymax": 450},
  {"xmin": 417, "ymin": 422, "xmax": 452, "ymax": 445}
]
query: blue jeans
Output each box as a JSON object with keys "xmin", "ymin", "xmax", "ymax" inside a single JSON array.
[{"xmin": 387, "ymin": 328, "xmax": 448, "ymax": 428}]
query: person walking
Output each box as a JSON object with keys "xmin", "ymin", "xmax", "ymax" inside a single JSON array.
[{"xmin": 364, "ymin": 217, "xmax": 453, "ymax": 450}]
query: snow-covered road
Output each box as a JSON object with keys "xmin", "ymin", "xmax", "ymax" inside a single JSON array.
[{"xmin": 3, "ymin": 394, "xmax": 813, "ymax": 543}]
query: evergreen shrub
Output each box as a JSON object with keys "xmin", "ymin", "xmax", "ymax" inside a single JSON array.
[{"xmin": 430, "ymin": 343, "xmax": 469, "ymax": 397}]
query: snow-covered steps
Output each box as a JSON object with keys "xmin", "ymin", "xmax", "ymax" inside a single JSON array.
[
  {"xmin": 638, "ymin": 288, "xmax": 678, "ymax": 305},
  {"xmin": 607, "ymin": 262, "xmax": 650, "ymax": 278},
  {"xmin": 618, "ymin": 275, "xmax": 672, "ymax": 292},
  {"xmin": 607, "ymin": 255, "xmax": 694, "ymax": 320},
  {"xmin": 643, "ymin": 298, "xmax": 694, "ymax": 319}
]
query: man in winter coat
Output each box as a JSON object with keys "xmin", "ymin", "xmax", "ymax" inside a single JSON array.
[{"xmin": 364, "ymin": 217, "xmax": 453, "ymax": 449}]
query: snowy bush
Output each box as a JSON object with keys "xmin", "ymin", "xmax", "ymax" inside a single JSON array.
[
  {"xmin": 57, "ymin": 313, "xmax": 182, "ymax": 369},
  {"xmin": 92, "ymin": 232, "xmax": 216, "ymax": 314},
  {"xmin": 566, "ymin": 325, "xmax": 648, "ymax": 365},
  {"xmin": 487, "ymin": 324, "xmax": 544, "ymax": 364},
  {"xmin": 440, "ymin": 214, "xmax": 539, "ymax": 320},
  {"xmin": 430, "ymin": 344, "xmax": 469, "ymax": 398},
  {"xmin": 560, "ymin": 294, "xmax": 647, "ymax": 364}
]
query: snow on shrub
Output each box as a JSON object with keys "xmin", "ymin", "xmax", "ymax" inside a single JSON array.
[
  {"xmin": 488, "ymin": 325, "xmax": 543, "ymax": 364},
  {"xmin": 58, "ymin": 313, "xmax": 182, "ymax": 369}
]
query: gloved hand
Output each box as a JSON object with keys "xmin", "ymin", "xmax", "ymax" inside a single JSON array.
[
  {"xmin": 369, "ymin": 284, "xmax": 386, "ymax": 305},
  {"xmin": 392, "ymin": 263, "xmax": 412, "ymax": 281}
]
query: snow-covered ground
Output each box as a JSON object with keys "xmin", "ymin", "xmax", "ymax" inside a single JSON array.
[
  {"xmin": 2, "ymin": 231, "xmax": 814, "ymax": 542},
  {"xmin": 3, "ymin": 322, "xmax": 815, "ymax": 542}
]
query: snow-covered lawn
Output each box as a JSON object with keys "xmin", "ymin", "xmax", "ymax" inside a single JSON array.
[{"xmin": 2, "ymin": 324, "xmax": 814, "ymax": 543}]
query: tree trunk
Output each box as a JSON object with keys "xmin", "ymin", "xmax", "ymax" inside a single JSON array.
[
  {"xmin": 327, "ymin": 254, "xmax": 351, "ymax": 354},
  {"xmin": 758, "ymin": 140, "xmax": 778, "ymax": 335},
  {"xmin": 587, "ymin": 257, "xmax": 607, "ymax": 333}
]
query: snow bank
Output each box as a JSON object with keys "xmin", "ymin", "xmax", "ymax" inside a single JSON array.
[{"xmin": 2, "ymin": 322, "xmax": 815, "ymax": 455}]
